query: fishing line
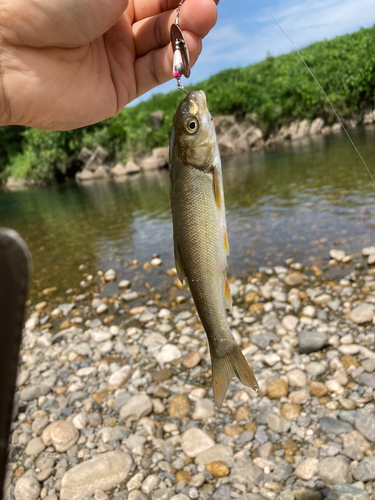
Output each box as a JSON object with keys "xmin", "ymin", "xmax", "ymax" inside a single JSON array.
[{"xmin": 261, "ymin": 0, "xmax": 375, "ymax": 183}]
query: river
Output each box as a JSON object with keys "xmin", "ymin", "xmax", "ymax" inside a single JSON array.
[{"xmin": 1, "ymin": 125, "xmax": 374, "ymax": 299}]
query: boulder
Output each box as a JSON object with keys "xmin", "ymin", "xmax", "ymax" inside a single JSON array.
[
  {"xmin": 84, "ymin": 146, "xmax": 109, "ymax": 171},
  {"xmin": 235, "ymin": 126, "xmax": 263, "ymax": 153},
  {"xmin": 363, "ymin": 110, "xmax": 375, "ymax": 124},
  {"xmin": 77, "ymin": 147, "xmax": 93, "ymax": 163},
  {"xmin": 218, "ymin": 134, "xmax": 237, "ymax": 155},
  {"xmin": 140, "ymin": 147, "xmax": 169, "ymax": 170},
  {"xmin": 310, "ymin": 117, "xmax": 325, "ymax": 135},
  {"xmin": 150, "ymin": 111, "xmax": 164, "ymax": 128},
  {"xmin": 76, "ymin": 165, "xmax": 109, "ymax": 181},
  {"xmin": 291, "ymin": 119, "xmax": 310, "ymax": 140}
]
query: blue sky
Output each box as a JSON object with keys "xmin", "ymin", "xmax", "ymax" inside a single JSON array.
[{"xmin": 135, "ymin": 0, "xmax": 375, "ymax": 103}]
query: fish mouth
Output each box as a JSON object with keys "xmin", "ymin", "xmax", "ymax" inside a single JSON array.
[{"xmin": 186, "ymin": 90, "xmax": 208, "ymax": 115}]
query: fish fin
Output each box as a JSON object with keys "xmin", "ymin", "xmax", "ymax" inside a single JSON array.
[
  {"xmin": 173, "ymin": 239, "xmax": 185, "ymax": 283},
  {"xmin": 212, "ymin": 165, "xmax": 222, "ymax": 210},
  {"xmin": 223, "ymin": 226, "xmax": 230, "ymax": 256},
  {"xmin": 224, "ymin": 279, "xmax": 233, "ymax": 310},
  {"xmin": 211, "ymin": 344, "xmax": 258, "ymax": 407}
]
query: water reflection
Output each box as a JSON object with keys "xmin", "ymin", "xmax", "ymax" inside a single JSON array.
[{"xmin": 0, "ymin": 126, "xmax": 374, "ymax": 297}]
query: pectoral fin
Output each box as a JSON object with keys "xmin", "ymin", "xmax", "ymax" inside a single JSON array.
[
  {"xmin": 173, "ymin": 239, "xmax": 185, "ymax": 283},
  {"xmin": 212, "ymin": 165, "xmax": 222, "ymax": 210}
]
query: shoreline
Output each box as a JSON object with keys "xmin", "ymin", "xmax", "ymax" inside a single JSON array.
[
  {"xmin": 7, "ymin": 244, "xmax": 375, "ymax": 500},
  {"xmin": 5, "ymin": 114, "xmax": 375, "ymax": 191}
]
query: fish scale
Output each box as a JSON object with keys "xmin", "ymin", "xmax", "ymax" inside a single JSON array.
[{"xmin": 169, "ymin": 90, "xmax": 258, "ymax": 406}]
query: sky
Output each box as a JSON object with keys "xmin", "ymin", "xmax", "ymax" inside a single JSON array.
[{"xmin": 134, "ymin": 0, "xmax": 375, "ymax": 104}]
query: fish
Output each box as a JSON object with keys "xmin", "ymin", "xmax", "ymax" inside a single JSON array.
[{"xmin": 169, "ymin": 90, "xmax": 259, "ymax": 406}]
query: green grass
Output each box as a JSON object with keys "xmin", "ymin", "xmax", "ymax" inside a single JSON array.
[{"xmin": 1, "ymin": 25, "xmax": 374, "ymax": 183}]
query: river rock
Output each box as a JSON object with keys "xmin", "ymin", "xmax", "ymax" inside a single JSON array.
[
  {"xmin": 319, "ymin": 417, "xmax": 353, "ymax": 435},
  {"xmin": 168, "ymin": 395, "xmax": 191, "ymax": 419},
  {"xmin": 266, "ymin": 413, "xmax": 290, "ymax": 433},
  {"xmin": 298, "ymin": 331, "xmax": 328, "ymax": 353},
  {"xmin": 181, "ymin": 428, "xmax": 215, "ymax": 457},
  {"xmin": 206, "ymin": 461, "xmax": 230, "ymax": 477},
  {"xmin": 195, "ymin": 444, "xmax": 233, "ymax": 465},
  {"xmin": 281, "ymin": 315, "xmax": 299, "ymax": 331},
  {"xmin": 120, "ymin": 395, "xmax": 153, "ymax": 422},
  {"xmin": 14, "ymin": 475, "xmax": 41, "ymax": 500},
  {"xmin": 42, "ymin": 421, "xmax": 79, "ymax": 452},
  {"xmin": 20, "ymin": 384, "xmax": 50, "ymax": 401},
  {"xmin": 25, "ymin": 437, "xmax": 46, "ymax": 456},
  {"xmin": 60, "ymin": 451, "xmax": 132, "ymax": 500},
  {"xmin": 286, "ymin": 369, "xmax": 307, "ymax": 388},
  {"xmin": 352, "ymin": 456, "xmax": 375, "ymax": 481},
  {"xmin": 350, "ymin": 303, "xmax": 374, "ymax": 324},
  {"xmin": 266, "ymin": 378, "xmax": 289, "ymax": 399},
  {"xmin": 285, "ymin": 273, "xmax": 304, "ymax": 286},
  {"xmin": 330, "ymin": 249, "xmax": 345, "ymax": 262},
  {"xmin": 140, "ymin": 147, "xmax": 169, "ymax": 170},
  {"xmin": 326, "ymin": 484, "xmax": 369, "ymax": 500},
  {"xmin": 294, "ymin": 457, "xmax": 319, "ymax": 480},
  {"xmin": 183, "ymin": 351, "xmax": 201, "ymax": 368},
  {"xmin": 362, "ymin": 246, "xmax": 375, "ymax": 256},
  {"xmin": 318, "ymin": 456, "xmax": 351, "ymax": 486},
  {"xmin": 155, "ymin": 344, "xmax": 182, "ymax": 363},
  {"xmin": 355, "ymin": 410, "xmax": 375, "ymax": 442},
  {"xmin": 229, "ymin": 458, "xmax": 263, "ymax": 485},
  {"xmin": 192, "ymin": 398, "xmax": 215, "ymax": 420}
]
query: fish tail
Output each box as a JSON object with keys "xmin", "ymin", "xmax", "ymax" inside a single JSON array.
[{"xmin": 211, "ymin": 343, "xmax": 258, "ymax": 407}]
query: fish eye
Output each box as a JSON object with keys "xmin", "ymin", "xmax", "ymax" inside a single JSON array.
[{"xmin": 184, "ymin": 117, "xmax": 199, "ymax": 134}]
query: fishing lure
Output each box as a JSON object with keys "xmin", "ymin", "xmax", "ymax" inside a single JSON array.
[{"xmin": 170, "ymin": 0, "xmax": 190, "ymax": 94}]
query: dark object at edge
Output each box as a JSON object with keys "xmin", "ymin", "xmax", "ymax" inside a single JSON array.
[{"xmin": 0, "ymin": 229, "xmax": 31, "ymax": 499}]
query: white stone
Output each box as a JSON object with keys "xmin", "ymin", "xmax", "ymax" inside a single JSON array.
[
  {"xmin": 60, "ymin": 451, "xmax": 132, "ymax": 500},
  {"xmin": 294, "ymin": 457, "xmax": 319, "ymax": 480},
  {"xmin": 181, "ymin": 428, "xmax": 215, "ymax": 458},
  {"xmin": 155, "ymin": 344, "xmax": 182, "ymax": 363},
  {"xmin": 14, "ymin": 476, "xmax": 41, "ymax": 500},
  {"xmin": 330, "ymin": 249, "xmax": 345, "ymax": 261},
  {"xmin": 192, "ymin": 399, "xmax": 215, "ymax": 420},
  {"xmin": 120, "ymin": 395, "xmax": 153, "ymax": 422}
]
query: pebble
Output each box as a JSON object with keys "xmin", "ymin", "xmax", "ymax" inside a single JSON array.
[
  {"xmin": 14, "ymin": 475, "xmax": 41, "ymax": 500},
  {"xmin": 25, "ymin": 437, "xmax": 46, "ymax": 456},
  {"xmin": 20, "ymin": 384, "xmax": 50, "ymax": 401},
  {"xmin": 182, "ymin": 352, "xmax": 201, "ymax": 368},
  {"xmin": 281, "ymin": 403, "xmax": 301, "ymax": 420},
  {"xmin": 60, "ymin": 451, "xmax": 132, "ymax": 500},
  {"xmin": 281, "ymin": 315, "xmax": 299, "ymax": 331},
  {"xmin": 206, "ymin": 461, "xmax": 229, "ymax": 477},
  {"xmin": 330, "ymin": 249, "xmax": 346, "ymax": 261},
  {"xmin": 298, "ymin": 331, "xmax": 328, "ymax": 353},
  {"xmin": 168, "ymin": 395, "xmax": 191, "ymax": 419},
  {"xmin": 355, "ymin": 410, "xmax": 375, "ymax": 442},
  {"xmin": 155, "ymin": 344, "xmax": 182, "ymax": 363},
  {"xmin": 350, "ymin": 303, "xmax": 374, "ymax": 324},
  {"xmin": 266, "ymin": 379, "xmax": 289, "ymax": 399},
  {"xmin": 328, "ymin": 486, "xmax": 368, "ymax": 500},
  {"xmin": 266, "ymin": 413, "xmax": 290, "ymax": 433},
  {"xmin": 181, "ymin": 428, "xmax": 215, "ymax": 458},
  {"xmin": 319, "ymin": 417, "xmax": 353, "ymax": 435},
  {"xmin": 294, "ymin": 457, "xmax": 319, "ymax": 480},
  {"xmin": 318, "ymin": 456, "xmax": 352, "ymax": 486},
  {"xmin": 192, "ymin": 398, "xmax": 215, "ymax": 420},
  {"xmin": 104, "ymin": 269, "xmax": 116, "ymax": 281},
  {"xmin": 195, "ymin": 445, "xmax": 233, "ymax": 465},
  {"xmin": 120, "ymin": 395, "xmax": 153, "ymax": 422},
  {"xmin": 286, "ymin": 369, "xmax": 306, "ymax": 388},
  {"xmin": 285, "ymin": 273, "xmax": 304, "ymax": 286},
  {"xmin": 42, "ymin": 421, "xmax": 79, "ymax": 452}
]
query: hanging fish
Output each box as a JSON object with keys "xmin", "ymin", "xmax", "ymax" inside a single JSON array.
[{"xmin": 169, "ymin": 90, "xmax": 259, "ymax": 406}]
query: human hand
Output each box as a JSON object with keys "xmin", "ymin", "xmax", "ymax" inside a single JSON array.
[{"xmin": 0, "ymin": 0, "xmax": 217, "ymax": 130}]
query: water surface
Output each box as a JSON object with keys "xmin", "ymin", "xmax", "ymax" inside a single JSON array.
[{"xmin": 1, "ymin": 126, "xmax": 374, "ymax": 298}]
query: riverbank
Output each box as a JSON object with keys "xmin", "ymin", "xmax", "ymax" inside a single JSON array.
[
  {"xmin": 1, "ymin": 26, "xmax": 375, "ymax": 186},
  {"xmin": 6, "ymin": 243, "xmax": 375, "ymax": 500}
]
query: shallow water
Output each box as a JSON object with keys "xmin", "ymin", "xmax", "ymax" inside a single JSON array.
[{"xmin": 1, "ymin": 125, "xmax": 374, "ymax": 299}]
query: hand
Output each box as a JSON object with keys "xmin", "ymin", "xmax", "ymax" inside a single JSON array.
[{"xmin": 0, "ymin": 0, "xmax": 217, "ymax": 130}]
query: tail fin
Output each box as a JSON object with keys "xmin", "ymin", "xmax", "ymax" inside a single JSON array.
[{"xmin": 211, "ymin": 343, "xmax": 258, "ymax": 407}]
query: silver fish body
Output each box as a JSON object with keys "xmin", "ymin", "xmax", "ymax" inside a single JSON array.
[{"xmin": 169, "ymin": 90, "xmax": 258, "ymax": 406}]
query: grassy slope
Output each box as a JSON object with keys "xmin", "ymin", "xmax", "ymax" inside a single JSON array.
[{"xmin": 1, "ymin": 25, "xmax": 374, "ymax": 183}]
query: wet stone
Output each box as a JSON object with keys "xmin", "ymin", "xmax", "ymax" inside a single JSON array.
[
  {"xmin": 181, "ymin": 428, "xmax": 215, "ymax": 458},
  {"xmin": 355, "ymin": 410, "xmax": 375, "ymax": 442},
  {"xmin": 168, "ymin": 395, "xmax": 191, "ymax": 419},
  {"xmin": 352, "ymin": 456, "xmax": 375, "ymax": 482},
  {"xmin": 319, "ymin": 417, "xmax": 353, "ymax": 435},
  {"xmin": 326, "ymin": 484, "xmax": 369, "ymax": 500},
  {"xmin": 298, "ymin": 331, "xmax": 328, "ymax": 353},
  {"xmin": 14, "ymin": 475, "xmax": 41, "ymax": 500}
]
